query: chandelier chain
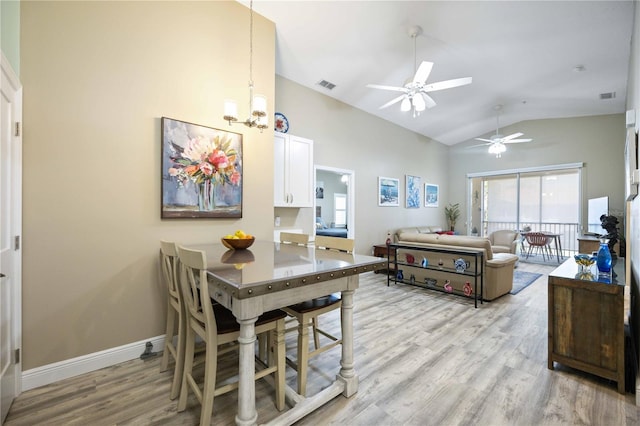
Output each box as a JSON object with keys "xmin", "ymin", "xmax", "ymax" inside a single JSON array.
[{"xmin": 249, "ymin": 0, "xmax": 254, "ymax": 86}]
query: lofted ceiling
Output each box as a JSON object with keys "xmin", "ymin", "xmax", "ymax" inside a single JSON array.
[{"xmin": 247, "ymin": 0, "xmax": 635, "ymax": 146}]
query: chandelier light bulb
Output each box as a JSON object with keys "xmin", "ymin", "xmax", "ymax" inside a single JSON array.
[
  {"xmin": 223, "ymin": 99, "xmax": 238, "ymax": 122},
  {"xmin": 252, "ymin": 94, "xmax": 267, "ymax": 117}
]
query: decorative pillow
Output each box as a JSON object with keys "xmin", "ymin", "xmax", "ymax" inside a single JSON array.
[{"xmin": 315, "ymin": 217, "xmax": 328, "ymax": 229}]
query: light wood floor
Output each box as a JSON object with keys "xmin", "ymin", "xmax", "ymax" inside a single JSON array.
[{"xmin": 5, "ymin": 261, "xmax": 639, "ymax": 425}]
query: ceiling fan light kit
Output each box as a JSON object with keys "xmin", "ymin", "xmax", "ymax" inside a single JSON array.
[{"xmin": 366, "ymin": 25, "xmax": 472, "ymax": 118}]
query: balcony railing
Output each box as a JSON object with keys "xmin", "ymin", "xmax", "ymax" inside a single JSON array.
[{"xmin": 481, "ymin": 221, "xmax": 581, "ymax": 257}]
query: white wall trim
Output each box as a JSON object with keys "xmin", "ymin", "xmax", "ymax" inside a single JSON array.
[
  {"xmin": 21, "ymin": 335, "xmax": 165, "ymax": 391},
  {"xmin": 466, "ymin": 162, "xmax": 584, "ymax": 178}
]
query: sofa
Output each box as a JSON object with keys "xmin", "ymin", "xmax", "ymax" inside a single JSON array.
[{"xmin": 393, "ymin": 227, "xmax": 519, "ymax": 301}]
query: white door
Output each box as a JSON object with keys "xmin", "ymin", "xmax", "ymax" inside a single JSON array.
[{"xmin": 1, "ymin": 53, "xmax": 22, "ymax": 423}]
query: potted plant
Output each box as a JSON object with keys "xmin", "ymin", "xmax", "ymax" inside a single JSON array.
[{"xmin": 444, "ymin": 203, "xmax": 460, "ymax": 232}]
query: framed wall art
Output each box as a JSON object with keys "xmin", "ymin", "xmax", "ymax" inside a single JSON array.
[
  {"xmin": 425, "ymin": 183, "xmax": 439, "ymax": 208},
  {"xmin": 161, "ymin": 117, "xmax": 243, "ymax": 218},
  {"xmin": 378, "ymin": 176, "xmax": 399, "ymax": 206},
  {"xmin": 406, "ymin": 175, "xmax": 421, "ymax": 208}
]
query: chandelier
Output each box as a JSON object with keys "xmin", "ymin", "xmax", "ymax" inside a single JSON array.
[{"xmin": 222, "ymin": 0, "xmax": 268, "ymax": 131}]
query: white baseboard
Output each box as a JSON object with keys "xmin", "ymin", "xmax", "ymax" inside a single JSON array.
[{"xmin": 21, "ymin": 335, "xmax": 166, "ymax": 392}]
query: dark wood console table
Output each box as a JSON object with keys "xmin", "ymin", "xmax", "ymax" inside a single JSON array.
[
  {"xmin": 387, "ymin": 243, "xmax": 484, "ymax": 308},
  {"xmin": 548, "ymin": 257, "xmax": 626, "ymax": 393}
]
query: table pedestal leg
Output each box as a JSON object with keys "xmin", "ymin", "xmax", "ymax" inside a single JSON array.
[
  {"xmin": 236, "ymin": 317, "xmax": 258, "ymax": 426},
  {"xmin": 338, "ymin": 289, "xmax": 358, "ymax": 397}
]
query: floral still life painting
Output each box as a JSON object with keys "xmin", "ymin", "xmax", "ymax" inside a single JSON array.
[{"xmin": 162, "ymin": 117, "xmax": 243, "ymax": 218}]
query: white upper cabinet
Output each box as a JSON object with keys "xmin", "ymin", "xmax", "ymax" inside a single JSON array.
[{"xmin": 274, "ymin": 132, "xmax": 314, "ymax": 207}]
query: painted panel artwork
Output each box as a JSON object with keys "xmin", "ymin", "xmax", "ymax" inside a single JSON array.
[
  {"xmin": 406, "ymin": 175, "xmax": 421, "ymax": 208},
  {"xmin": 162, "ymin": 117, "xmax": 243, "ymax": 218},
  {"xmin": 378, "ymin": 176, "xmax": 399, "ymax": 206},
  {"xmin": 425, "ymin": 183, "xmax": 439, "ymax": 208}
]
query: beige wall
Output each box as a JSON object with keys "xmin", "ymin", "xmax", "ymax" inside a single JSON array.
[
  {"xmin": 449, "ymin": 114, "xmax": 626, "ymax": 231},
  {"xmin": 275, "ymin": 76, "xmax": 450, "ymax": 254},
  {"xmin": 21, "ymin": 1, "xmax": 275, "ymax": 369}
]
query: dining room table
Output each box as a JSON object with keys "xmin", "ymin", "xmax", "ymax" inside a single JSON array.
[
  {"xmin": 182, "ymin": 240, "xmax": 386, "ymax": 426},
  {"xmin": 520, "ymin": 231, "xmax": 563, "ymax": 263}
]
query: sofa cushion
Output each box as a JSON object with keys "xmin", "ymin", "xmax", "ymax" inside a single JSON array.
[{"xmin": 394, "ymin": 225, "xmax": 442, "ymax": 242}]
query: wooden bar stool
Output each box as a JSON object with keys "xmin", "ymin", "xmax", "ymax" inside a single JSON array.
[
  {"xmin": 283, "ymin": 235, "xmax": 355, "ymax": 396},
  {"xmin": 176, "ymin": 246, "xmax": 287, "ymax": 426}
]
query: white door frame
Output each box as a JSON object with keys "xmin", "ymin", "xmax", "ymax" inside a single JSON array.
[
  {"xmin": 313, "ymin": 165, "xmax": 355, "ymax": 240},
  {"xmin": 1, "ymin": 51, "xmax": 23, "ymax": 420}
]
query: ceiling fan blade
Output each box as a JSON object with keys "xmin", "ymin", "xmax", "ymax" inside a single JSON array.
[
  {"xmin": 466, "ymin": 142, "xmax": 492, "ymax": 149},
  {"xmin": 474, "ymin": 137, "xmax": 495, "ymax": 143},
  {"xmin": 423, "ymin": 77, "xmax": 472, "ymax": 92},
  {"xmin": 366, "ymin": 84, "xmax": 408, "ymax": 92},
  {"xmin": 422, "ymin": 93, "xmax": 437, "ymax": 109},
  {"xmin": 501, "ymin": 132, "xmax": 524, "ymax": 142},
  {"xmin": 379, "ymin": 94, "xmax": 407, "ymax": 109},
  {"xmin": 504, "ymin": 139, "xmax": 533, "ymax": 144},
  {"xmin": 412, "ymin": 61, "xmax": 434, "ymax": 85}
]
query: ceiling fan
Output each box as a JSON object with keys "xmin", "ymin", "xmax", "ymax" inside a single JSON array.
[
  {"xmin": 469, "ymin": 105, "xmax": 532, "ymax": 157},
  {"xmin": 366, "ymin": 26, "xmax": 472, "ymax": 117}
]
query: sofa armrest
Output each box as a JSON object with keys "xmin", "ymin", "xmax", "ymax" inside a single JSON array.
[{"xmin": 486, "ymin": 253, "xmax": 519, "ymax": 267}]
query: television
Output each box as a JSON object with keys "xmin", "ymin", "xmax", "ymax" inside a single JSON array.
[{"xmin": 587, "ymin": 196, "xmax": 608, "ymax": 234}]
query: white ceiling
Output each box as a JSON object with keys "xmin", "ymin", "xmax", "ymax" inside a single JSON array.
[{"xmin": 248, "ymin": 0, "xmax": 635, "ymax": 146}]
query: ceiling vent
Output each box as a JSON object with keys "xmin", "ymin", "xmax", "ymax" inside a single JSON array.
[
  {"xmin": 599, "ymin": 92, "xmax": 616, "ymax": 100},
  {"xmin": 317, "ymin": 80, "xmax": 336, "ymax": 90}
]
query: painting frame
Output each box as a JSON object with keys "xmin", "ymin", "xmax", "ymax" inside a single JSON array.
[
  {"xmin": 378, "ymin": 176, "xmax": 399, "ymax": 207},
  {"xmin": 406, "ymin": 175, "xmax": 421, "ymax": 208},
  {"xmin": 161, "ymin": 117, "xmax": 243, "ymax": 219},
  {"xmin": 424, "ymin": 183, "xmax": 439, "ymax": 208}
]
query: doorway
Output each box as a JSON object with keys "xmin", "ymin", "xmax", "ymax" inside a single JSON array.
[
  {"xmin": 1, "ymin": 54, "xmax": 23, "ymax": 422},
  {"xmin": 314, "ymin": 166, "xmax": 355, "ymax": 239}
]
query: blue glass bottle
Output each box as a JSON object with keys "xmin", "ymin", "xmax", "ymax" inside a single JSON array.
[{"xmin": 596, "ymin": 242, "xmax": 612, "ymax": 273}]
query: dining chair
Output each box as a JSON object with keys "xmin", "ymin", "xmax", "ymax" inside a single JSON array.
[
  {"xmin": 279, "ymin": 231, "xmax": 309, "ymax": 246},
  {"xmin": 283, "ymin": 235, "xmax": 355, "ymax": 396},
  {"xmin": 159, "ymin": 240, "xmax": 184, "ymax": 400},
  {"xmin": 176, "ymin": 246, "xmax": 286, "ymax": 426},
  {"xmin": 524, "ymin": 232, "xmax": 551, "ymax": 261}
]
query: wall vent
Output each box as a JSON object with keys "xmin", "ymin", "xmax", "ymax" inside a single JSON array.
[
  {"xmin": 599, "ymin": 92, "xmax": 616, "ymax": 100},
  {"xmin": 317, "ymin": 80, "xmax": 336, "ymax": 90}
]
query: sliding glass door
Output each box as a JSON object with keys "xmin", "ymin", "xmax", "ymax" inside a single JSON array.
[{"xmin": 471, "ymin": 165, "xmax": 581, "ymax": 255}]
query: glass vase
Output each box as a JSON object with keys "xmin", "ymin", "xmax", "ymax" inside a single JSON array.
[
  {"xmin": 197, "ymin": 180, "xmax": 216, "ymax": 211},
  {"xmin": 596, "ymin": 242, "xmax": 612, "ymax": 273}
]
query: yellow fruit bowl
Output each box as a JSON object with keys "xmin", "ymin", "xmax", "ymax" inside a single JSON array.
[{"xmin": 221, "ymin": 237, "xmax": 255, "ymax": 250}]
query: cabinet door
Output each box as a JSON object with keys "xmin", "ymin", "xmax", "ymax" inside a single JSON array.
[
  {"xmin": 274, "ymin": 133, "xmax": 288, "ymax": 206},
  {"xmin": 287, "ymin": 135, "xmax": 313, "ymax": 207}
]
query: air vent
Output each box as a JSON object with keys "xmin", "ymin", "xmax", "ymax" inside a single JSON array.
[
  {"xmin": 599, "ymin": 92, "xmax": 616, "ymax": 100},
  {"xmin": 317, "ymin": 80, "xmax": 336, "ymax": 90}
]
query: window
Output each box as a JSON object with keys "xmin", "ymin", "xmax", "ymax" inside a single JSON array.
[{"xmin": 334, "ymin": 193, "xmax": 347, "ymax": 227}]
